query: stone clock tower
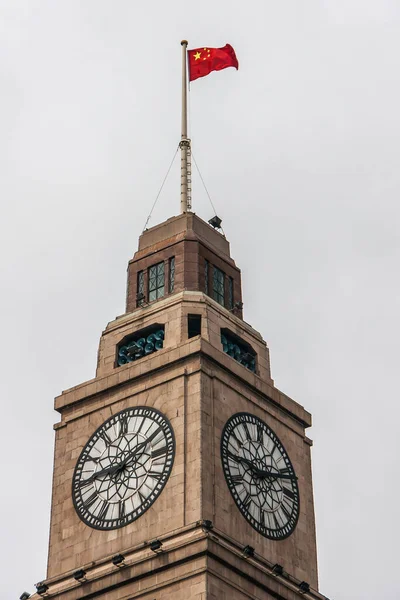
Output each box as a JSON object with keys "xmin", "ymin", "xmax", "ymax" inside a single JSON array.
[{"xmin": 31, "ymin": 212, "xmax": 328, "ymax": 600}]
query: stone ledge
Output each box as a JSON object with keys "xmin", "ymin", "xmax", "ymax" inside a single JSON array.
[{"xmin": 30, "ymin": 523, "xmax": 329, "ymax": 600}]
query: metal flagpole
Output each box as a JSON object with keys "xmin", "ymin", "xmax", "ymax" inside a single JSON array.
[{"xmin": 180, "ymin": 40, "xmax": 191, "ymax": 213}]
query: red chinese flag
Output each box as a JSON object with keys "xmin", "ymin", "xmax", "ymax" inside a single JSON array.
[{"xmin": 188, "ymin": 44, "xmax": 239, "ymax": 82}]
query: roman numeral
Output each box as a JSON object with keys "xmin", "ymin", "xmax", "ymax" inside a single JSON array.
[
  {"xmin": 79, "ymin": 478, "xmax": 94, "ymax": 490},
  {"xmin": 227, "ymin": 450, "xmax": 239, "ymax": 462},
  {"xmin": 261, "ymin": 510, "xmax": 268, "ymax": 529},
  {"xmin": 119, "ymin": 501, "xmax": 126, "ymax": 519},
  {"xmin": 280, "ymin": 503, "xmax": 291, "ymax": 521},
  {"xmin": 83, "ymin": 491, "xmax": 98, "ymax": 510},
  {"xmin": 256, "ymin": 425, "xmax": 263, "ymax": 443},
  {"xmin": 151, "ymin": 446, "xmax": 167, "ymax": 459},
  {"xmin": 243, "ymin": 492, "xmax": 251, "ymax": 509},
  {"xmin": 231, "ymin": 474, "xmax": 243, "ymax": 484},
  {"xmin": 119, "ymin": 414, "xmax": 129, "ymax": 435},
  {"xmin": 97, "ymin": 501, "xmax": 109, "ymax": 521},
  {"xmin": 282, "ymin": 486, "xmax": 295, "ymax": 500},
  {"xmin": 242, "ymin": 422, "xmax": 252, "ymax": 441},
  {"xmin": 147, "ymin": 426, "xmax": 163, "ymax": 444},
  {"xmin": 148, "ymin": 471, "xmax": 162, "ymax": 480}
]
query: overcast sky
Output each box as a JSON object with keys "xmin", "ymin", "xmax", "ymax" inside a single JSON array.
[{"xmin": 1, "ymin": 2, "xmax": 400, "ymax": 598}]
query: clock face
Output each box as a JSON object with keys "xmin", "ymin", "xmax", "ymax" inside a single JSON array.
[
  {"xmin": 72, "ymin": 406, "xmax": 175, "ymax": 530},
  {"xmin": 221, "ymin": 412, "xmax": 299, "ymax": 540}
]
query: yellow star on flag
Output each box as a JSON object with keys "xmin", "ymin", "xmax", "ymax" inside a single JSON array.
[{"xmin": 194, "ymin": 51, "xmax": 201, "ymax": 60}]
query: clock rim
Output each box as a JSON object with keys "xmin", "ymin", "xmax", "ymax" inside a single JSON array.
[
  {"xmin": 220, "ymin": 411, "xmax": 300, "ymax": 541},
  {"xmin": 72, "ymin": 405, "xmax": 175, "ymax": 531}
]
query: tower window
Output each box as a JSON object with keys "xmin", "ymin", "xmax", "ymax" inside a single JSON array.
[
  {"xmin": 188, "ymin": 314, "xmax": 201, "ymax": 338},
  {"xmin": 117, "ymin": 324, "xmax": 165, "ymax": 367},
  {"xmin": 213, "ymin": 266, "xmax": 225, "ymax": 306},
  {"xmin": 169, "ymin": 256, "xmax": 175, "ymax": 293},
  {"xmin": 148, "ymin": 261, "xmax": 165, "ymax": 301},
  {"xmin": 228, "ymin": 276, "xmax": 234, "ymax": 310},
  {"xmin": 137, "ymin": 270, "xmax": 144, "ymax": 307},
  {"xmin": 221, "ymin": 329, "xmax": 256, "ymax": 373},
  {"xmin": 205, "ymin": 260, "xmax": 209, "ymax": 294}
]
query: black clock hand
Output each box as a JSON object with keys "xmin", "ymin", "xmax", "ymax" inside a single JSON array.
[
  {"xmin": 124, "ymin": 427, "xmax": 162, "ymax": 466},
  {"xmin": 83, "ymin": 428, "xmax": 163, "ymax": 485},
  {"xmin": 228, "ymin": 452, "xmax": 296, "ymax": 480},
  {"xmin": 256, "ymin": 468, "xmax": 297, "ymax": 480},
  {"xmin": 84, "ymin": 462, "xmax": 122, "ymax": 483}
]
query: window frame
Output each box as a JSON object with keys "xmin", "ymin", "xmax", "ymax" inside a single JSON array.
[
  {"xmin": 169, "ymin": 256, "xmax": 175, "ymax": 293},
  {"xmin": 213, "ymin": 266, "xmax": 225, "ymax": 306},
  {"xmin": 148, "ymin": 261, "xmax": 165, "ymax": 302}
]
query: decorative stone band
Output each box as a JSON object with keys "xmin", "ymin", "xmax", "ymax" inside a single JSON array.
[{"xmin": 33, "ymin": 522, "xmax": 330, "ymax": 600}]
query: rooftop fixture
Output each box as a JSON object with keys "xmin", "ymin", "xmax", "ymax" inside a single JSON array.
[
  {"xmin": 208, "ymin": 215, "xmax": 222, "ymax": 229},
  {"xmin": 241, "ymin": 545, "xmax": 255, "ymax": 559},
  {"xmin": 150, "ymin": 539, "xmax": 163, "ymax": 554}
]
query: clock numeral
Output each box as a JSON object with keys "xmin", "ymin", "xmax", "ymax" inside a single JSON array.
[
  {"xmin": 97, "ymin": 500, "xmax": 109, "ymax": 521},
  {"xmin": 273, "ymin": 512, "xmax": 281, "ymax": 529},
  {"xmin": 227, "ymin": 449, "xmax": 240, "ymax": 462},
  {"xmin": 119, "ymin": 414, "xmax": 129, "ymax": 436},
  {"xmin": 282, "ymin": 486, "xmax": 295, "ymax": 500},
  {"xmin": 147, "ymin": 426, "xmax": 163, "ymax": 444},
  {"xmin": 148, "ymin": 471, "xmax": 162, "ymax": 481},
  {"xmin": 256, "ymin": 425, "xmax": 263, "ymax": 443},
  {"xmin": 83, "ymin": 491, "xmax": 99, "ymax": 510},
  {"xmin": 151, "ymin": 445, "xmax": 167, "ymax": 459},
  {"xmin": 261, "ymin": 510, "xmax": 268, "ymax": 529},
  {"xmin": 231, "ymin": 474, "xmax": 243, "ymax": 484},
  {"xmin": 242, "ymin": 422, "xmax": 252, "ymax": 441},
  {"xmin": 119, "ymin": 501, "xmax": 126, "ymax": 519},
  {"xmin": 280, "ymin": 503, "xmax": 292, "ymax": 521},
  {"xmin": 79, "ymin": 478, "xmax": 94, "ymax": 490},
  {"xmin": 138, "ymin": 490, "xmax": 146, "ymax": 505},
  {"xmin": 242, "ymin": 492, "xmax": 251, "ymax": 509}
]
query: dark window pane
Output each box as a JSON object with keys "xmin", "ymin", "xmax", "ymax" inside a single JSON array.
[
  {"xmin": 205, "ymin": 260, "xmax": 209, "ymax": 294},
  {"xmin": 213, "ymin": 266, "xmax": 225, "ymax": 306},
  {"xmin": 188, "ymin": 314, "xmax": 201, "ymax": 338},
  {"xmin": 148, "ymin": 261, "xmax": 165, "ymax": 301}
]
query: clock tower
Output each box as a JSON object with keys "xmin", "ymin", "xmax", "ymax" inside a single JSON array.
[{"xmin": 30, "ymin": 212, "xmax": 328, "ymax": 600}]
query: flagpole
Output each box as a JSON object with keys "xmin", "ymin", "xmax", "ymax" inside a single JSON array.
[{"xmin": 180, "ymin": 40, "xmax": 191, "ymax": 213}]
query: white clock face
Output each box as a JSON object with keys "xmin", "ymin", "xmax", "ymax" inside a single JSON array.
[
  {"xmin": 221, "ymin": 412, "xmax": 299, "ymax": 540},
  {"xmin": 72, "ymin": 407, "xmax": 175, "ymax": 530}
]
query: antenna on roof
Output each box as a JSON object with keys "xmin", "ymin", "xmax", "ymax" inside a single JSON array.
[{"xmin": 179, "ymin": 40, "xmax": 192, "ymax": 214}]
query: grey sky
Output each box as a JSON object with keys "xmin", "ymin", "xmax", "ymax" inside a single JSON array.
[{"xmin": 1, "ymin": 1, "xmax": 399, "ymax": 598}]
